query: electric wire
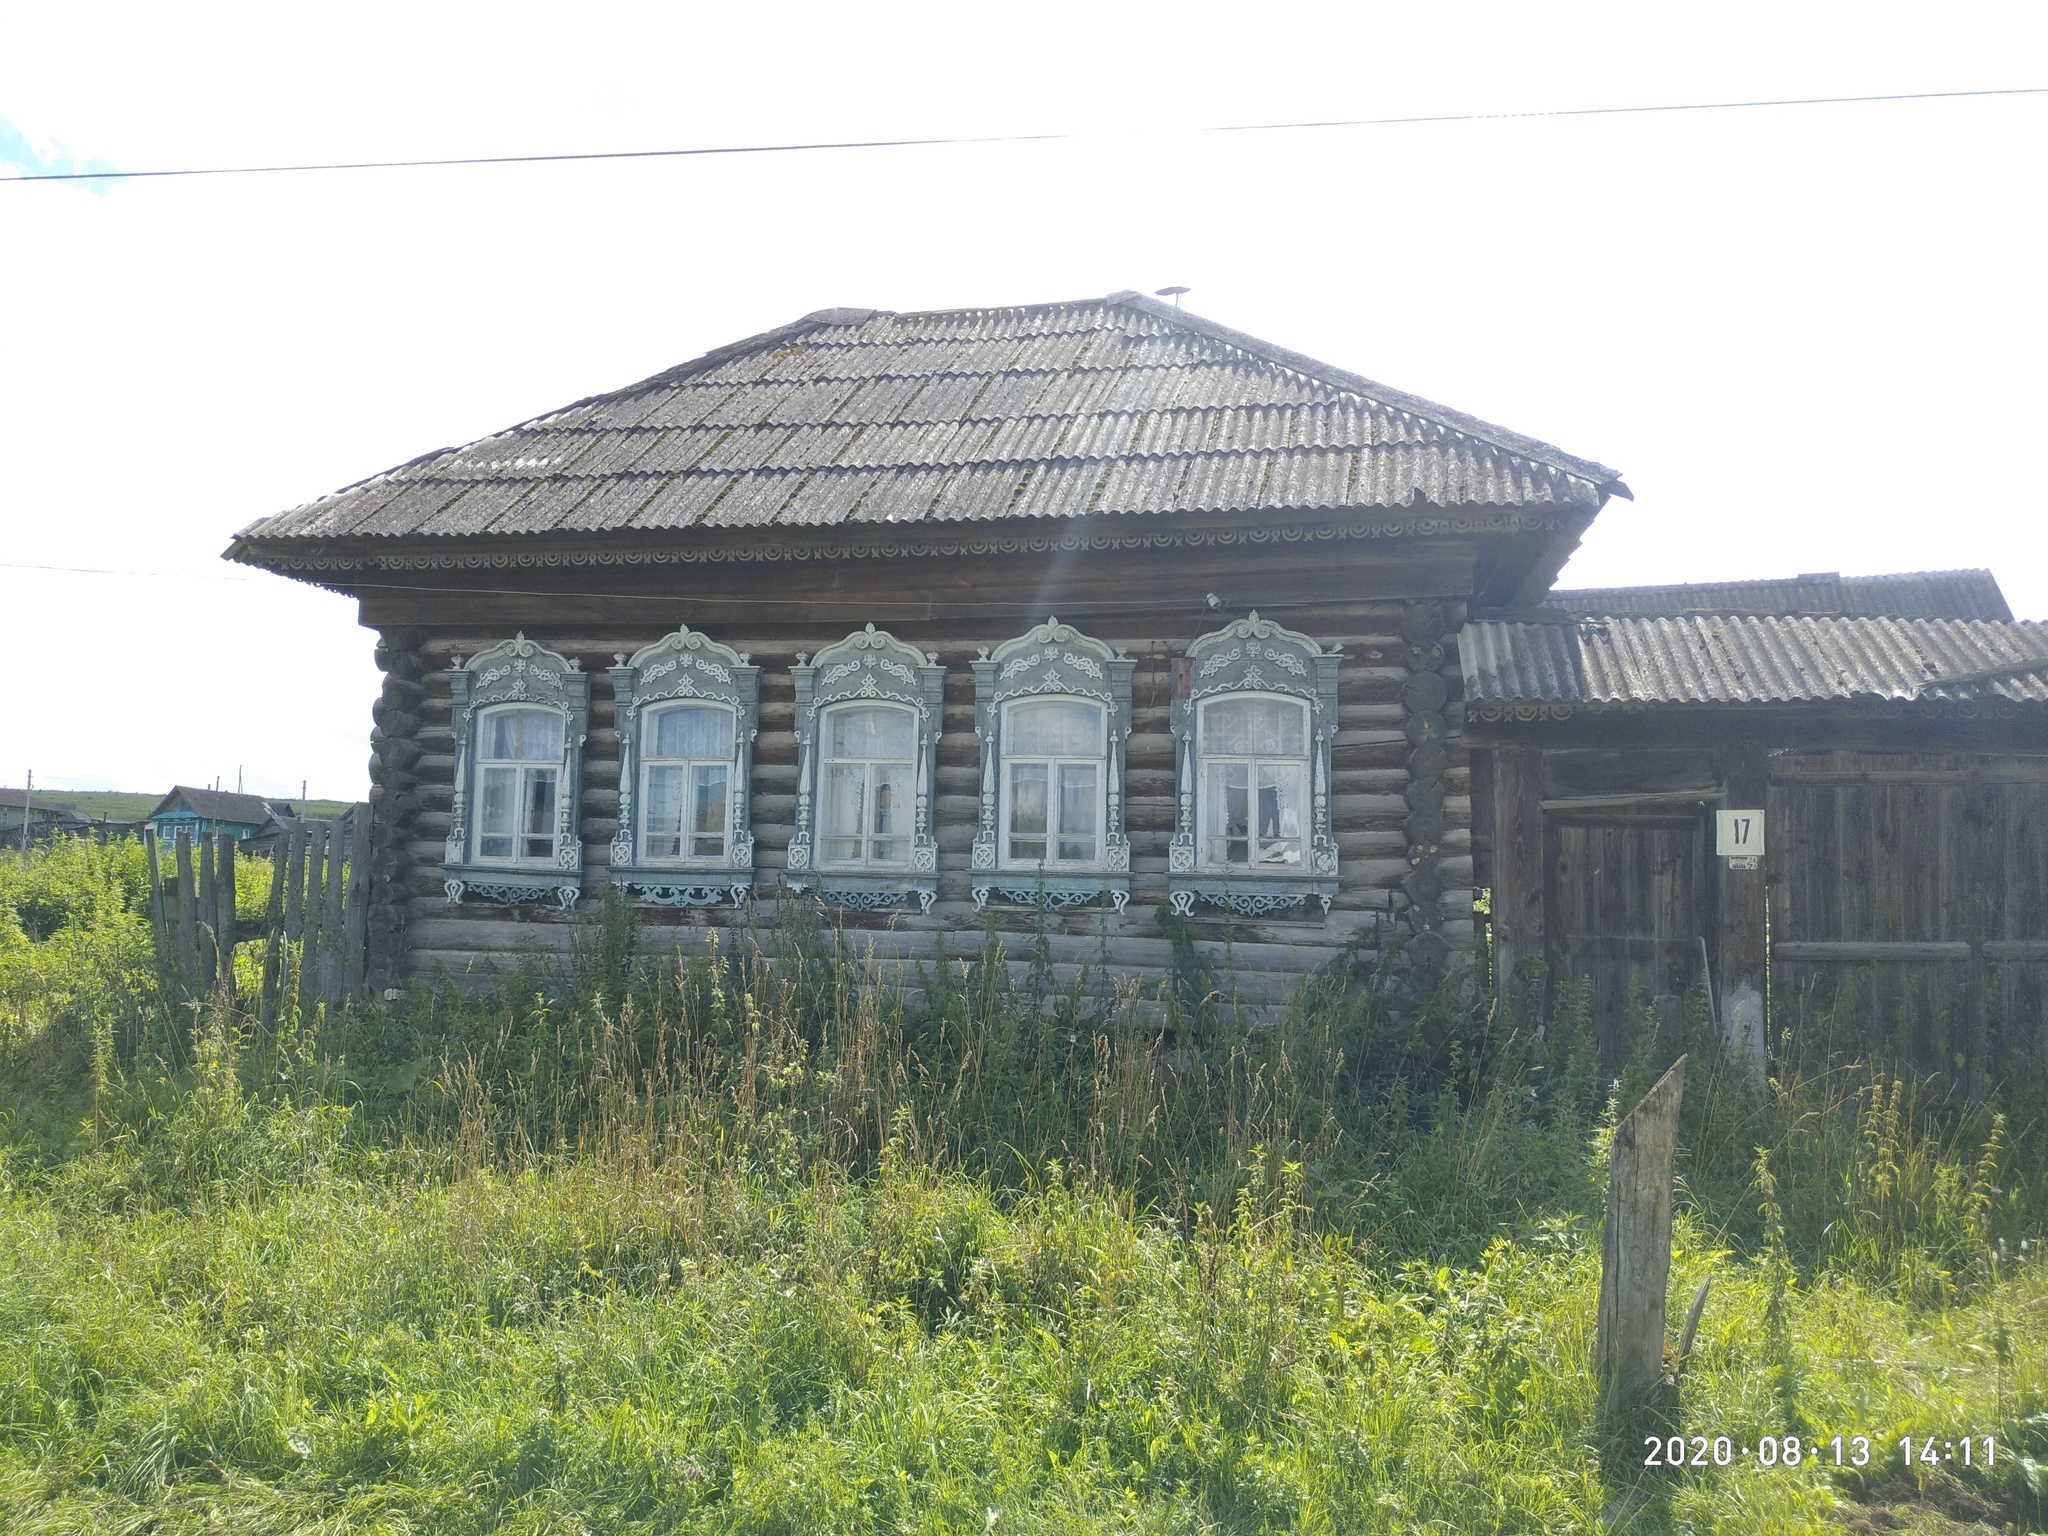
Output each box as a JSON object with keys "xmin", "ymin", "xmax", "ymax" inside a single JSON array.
[{"xmin": 4, "ymin": 85, "xmax": 2042, "ymax": 185}]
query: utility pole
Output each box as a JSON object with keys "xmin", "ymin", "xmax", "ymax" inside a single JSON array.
[{"xmin": 20, "ymin": 768, "xmax": 30, "ymax": 857}]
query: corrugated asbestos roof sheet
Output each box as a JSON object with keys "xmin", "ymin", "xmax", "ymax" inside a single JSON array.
[
  {"xmin": 1539, "ymin": 569, "xmax": 2012, "ymax": 622},
  {"xmin": 1461, "ymin": 616, "xmax": 2048, "ymax": 709},
  {"xmin": 233, "ymin": 293, "xmax": 1626, "ymax": 544}
]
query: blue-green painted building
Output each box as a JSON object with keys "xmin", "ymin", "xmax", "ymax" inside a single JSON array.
[{"xmin": 145, "ymin": 787, "xmax": 275, "ymax": 843}]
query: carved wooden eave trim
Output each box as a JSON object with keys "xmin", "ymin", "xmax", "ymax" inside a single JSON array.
[{"xmin": 225, "ymin": 505, "xmax": 1578, "ymax": 589}]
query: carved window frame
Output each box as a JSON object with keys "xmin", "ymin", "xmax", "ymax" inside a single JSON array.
[
  {"xmin": 444, "ymin": 633, "xmax": 590, "ymax": 911},
  {"xmin": 786, "ymin": 624, "xmax": 945, "ymax": 913},
  {"xmin": 1168, "ymin": 612, "xmax": 1340, "ymax": 918},
  {"xmin": 970, "ymin": 618, "xmax": 1133, "ymax": 912},
  {"xmin": 607, "ymin": 626, "xmax": 760, "ymax": 909}
]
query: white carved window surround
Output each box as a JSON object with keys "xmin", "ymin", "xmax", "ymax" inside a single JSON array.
[
  {"xmin": 1169, "ymin": 613, "xmax": 1339, "ymax": 918},
  {"xmin": 444, "ymin": 634, "xmax": 590, "ymax": 911},
  {"xmin": 787, "ymin": 625, "xmax": 945, "ymax": 914},
  {"xmin": 971, "ymin": 618, "xmax": 1133, "ymax": 913},
  {"xmin": 607, "ymin": 626, "xmax": 759, "ymax": 909}
]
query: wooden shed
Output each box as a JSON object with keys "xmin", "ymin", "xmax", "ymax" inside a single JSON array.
[
  {"xmin": 1461, "ymin": 581, "xmax": 2048, "ymax": 1082},
  {"xmin": 226, "ymin": 292, "xmax": 1633, "ymax": 1000}
]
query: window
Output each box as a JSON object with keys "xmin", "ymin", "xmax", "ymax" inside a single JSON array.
[
  {"xmin": 1198, "ymin": 696, "xmax": 1307, "ymax": 869},
  {"xmin": 444, "ymin": 634, "xmax": 589, "ymax": 910},
  {"xmin": 476, "ymin": 706, "xmax": 564, "ymax": 863},
  {"xmin": 786, "ymin": 625, "xmax": 945, "ymax": 913},
  {"xmin": 1002, "ymin": 698, "xmax": 1105, "ymax": 867},
  {"xmin": 820, "ymin": 704, "xmax": 917, "ymax": 868},
  {"xmin": 1169, "ymin": 613, "xmax": 1339, "ymax": 918},
  {"xmin": 606, "ymin": 626, "xmax": 759, "ymax": 908},
  {"xmin": 969, "ymin": 618, "xmax": 1132, "ymax": 912},
  {"xmin": 641, "ymin": 704, "xmax": 734, "ymax": 862}
]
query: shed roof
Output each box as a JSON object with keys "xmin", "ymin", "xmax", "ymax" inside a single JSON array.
[
  {"xmin": 1538, "ymin": 569, "xmax": 2011, "ymax": 622},
  {"xmin": 149, "ymin": 787, "xmax": 274, "ymax": 825},
  {"xmin": 1461, "ymin": 615, "xmax": 2048, "ymax": 712},
  {"xmin": 229, "ymin": 293, "xmax": 1627, "ymax": 550},
  {"xmin": 0, "ymin": 790, "xmax": 88, "ymax": 823}
]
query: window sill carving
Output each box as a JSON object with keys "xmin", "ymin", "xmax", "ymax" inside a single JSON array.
[
  {"xmin": 445, "ymin": 871, "xmax": 581, "ymax": 911},
  {"xmin": 620, "ymin": 881, "xmax": 751, "ymax": 908},
  {"xmin": 973, "ymin": 880, "xmax": 1130, "ymax": 914},
  {"xmin": 791, "ymin": 873, "xmax": 937, "ymax": 914}
]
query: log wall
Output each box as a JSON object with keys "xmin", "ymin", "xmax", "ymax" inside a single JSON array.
[{"xmin": 366, "ymin": 563, "xmax": 1475, "ymax": 997}]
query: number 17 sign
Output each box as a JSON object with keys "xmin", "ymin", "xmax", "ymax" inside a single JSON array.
[{"xmin": 1717, "ymin": 809, "xmax": 1764, "ymax": 866}]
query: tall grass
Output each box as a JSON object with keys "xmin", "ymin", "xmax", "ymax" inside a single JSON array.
[{"xmin": 0, "ymin": 842, "xmax": 2042, "ymax": 1532}]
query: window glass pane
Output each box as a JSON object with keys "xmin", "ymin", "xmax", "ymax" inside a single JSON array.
[
  {"xmin": 1259, "ymin": 764, "xmax": 1304, "ymax": 840},
  {"xmin": 828, "ymin": 704, "xmax": 915, "ymax": 761},
  {"xmin": 691, "ymin": 765, "xmax": 728, "ymax": 858},
  {"xmin": 1206, "ymin": 760, "xmax": 1250, "ymax": 864},
  {"xmin": 644, "ymin": 764, "xmax": 685, "ymax": 858},
  {"xmin": 522, "ymin": 768, "xmax": 558, "ymax": 860},
  {"xmin": 1008, "ymin": 762, "xmax": 1048, "ymax": 862},
  {"xmin": 479, "ymin": 766, "xmax": 515, "ymax": 859},
  {"xmin": 821, "ymin": 762, "xmax": 873, "ymax": 864},
  {"xmin": 480, "ymin": 767, "xmax": 516, "ymax": 835},
  {"xmin": 486, "ymin": 708, "xmax": 563, "ymax": 761},
  {"xmin": 1256, "ymin": 763, "xmax": 1304, "ymax": 864},
  {"xmin": 863, "ymin": 763, "xmax": 909, "ymax": 865},
  {"xmin": 1006, "ymin": 698, "xmax": 1103, "ymax": 757},
  {"xmin": 870, "ymin": 763, "xmax": 906, "ymax": 841},
  {"xmin": 1201, "ymin": 696, "xmax": 1306, "ymax": 756},
  {"xmin": 1056, "ymin": 763, "xmax": 1097, "ymax": 862},
  {"xmin": 651, "ymin": 704, "xmax": 731, "ymax": 760}
]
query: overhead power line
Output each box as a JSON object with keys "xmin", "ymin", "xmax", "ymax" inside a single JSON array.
[{"xmin": 5, "ymin": 85, "xmax": 2043, "ymax": 185}]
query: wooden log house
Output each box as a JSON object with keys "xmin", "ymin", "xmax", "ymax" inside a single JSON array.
[
  {"xmin": 226, "ymin": 292, "xmax": 1632, "ymax": 1001},
  {"xmin": 226, "ymin": 292, "xmax": 2048, "ymax": 1056}
]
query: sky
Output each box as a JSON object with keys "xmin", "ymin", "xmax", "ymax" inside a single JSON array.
[{"xmin": 2, "ymin": 2, "xmax": 2043, "ymax": 803}]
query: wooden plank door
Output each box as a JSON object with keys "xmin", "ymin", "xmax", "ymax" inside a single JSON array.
[{"xmin": 1546, "ymin": 813, "xmax": 1707, "ymax": 1062}]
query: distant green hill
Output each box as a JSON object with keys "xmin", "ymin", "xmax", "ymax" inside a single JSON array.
[{"xmin": 44, "ymin": 791, "xmax": 356, "ymax": 824}]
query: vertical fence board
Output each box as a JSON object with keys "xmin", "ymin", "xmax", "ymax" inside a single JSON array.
[
  {"xmin": 259, "ymin": 833, "xmax": 289, "ymax": 1028},
  {"xmin": 144, "ymin": 831, "xmax": 175, "ymax": 1002},
  {"xmin": 172, "ymin": 832, "xmax": 199, "ymax": 1006},
  {"xmin": 296, "ymin": 825, "xmax": 329, "ymax": 1021},
  {"xmin": 320, "ymin": 821, "xmax": 348, "ymax": 1004},
  {"xmin": 195, "ymin": 831, "xmax": 219, "ymax": 992},
  {"xmin": 342, "ymin": 806, "xmax": 369, "ymax": 1000},
  {"xmin": 283, "ymin": 823, "xmax": 310, "ymax": 935},
  {"xmin": 214, "ymin": 834, "xmax": 238, "ymax": 1005}
]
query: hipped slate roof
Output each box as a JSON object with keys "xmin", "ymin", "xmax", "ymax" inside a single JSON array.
[
  {"xmin": 231, "ymin": 293, "xmax": 1627, "ymax": 546},
  {"xmin": 1539, "ymin": 569, "xmax": 2011, "ymax": 622},
  {"xmin": 150, "ymin": 787, "xmax": 274, "ymax": 825},
  {"xmin": 1461, "ymin": 615, "xmax": 2048, "ymax": 711}
]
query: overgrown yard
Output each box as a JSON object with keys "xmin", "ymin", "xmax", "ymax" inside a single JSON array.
[{"xmin": 0, "ymin": 841, "xmax": 2043, "ymax": 1533}]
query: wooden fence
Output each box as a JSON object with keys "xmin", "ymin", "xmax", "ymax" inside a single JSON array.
[{"xmin": 144, "ymin": 807, "xmax": 370, "ymax": 1025}]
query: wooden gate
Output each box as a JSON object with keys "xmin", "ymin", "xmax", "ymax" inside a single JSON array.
[
  {"xmin": 1768, "ymin": 753, "xmax": 2048, "ymax": 1089},
  {"xmin": 144, "ymin": 808, "xmax": 370, "ymax": 1026},
  {"xmin": 1545, "ymin": 810, "xmax": 1708, "ymax": 1058}
]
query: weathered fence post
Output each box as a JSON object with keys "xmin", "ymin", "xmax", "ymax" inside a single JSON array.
[
  {"xmin": 258, "ymin": 827, "xmax": 290, "ymax": 1028},
  {"xmin": 1597, "ymin": 1055, "xmax": 1686, "ymax": 1410}
]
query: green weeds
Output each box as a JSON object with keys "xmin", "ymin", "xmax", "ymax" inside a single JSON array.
[{"xmin": 0, "ymin": 841, "xmax": 2039, "ymax": 1531}]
